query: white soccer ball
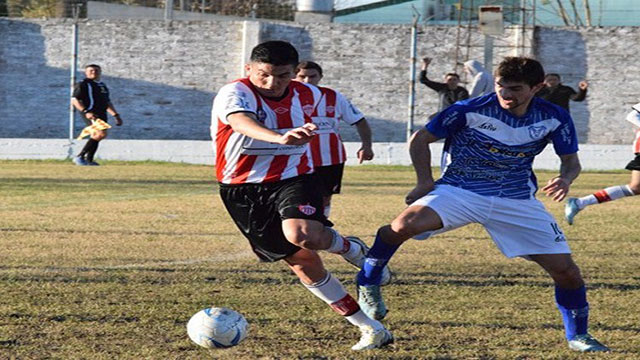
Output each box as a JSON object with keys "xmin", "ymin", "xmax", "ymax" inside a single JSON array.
[{"xmin": 187, "ymin": 307, "xmax": 248, "ymax": 348}]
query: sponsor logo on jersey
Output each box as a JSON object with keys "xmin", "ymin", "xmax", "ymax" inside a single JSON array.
[
  {"xmin": 479, "ymin": 122, "xmax": 497, "ymax": 131},
  {"xmin": 298, "ymin": 204, "xmax": 316, "ymax": 215},
  {"xmin": 274, "ymin": 107, "xmax": 289, "ymax": 114},
  {"xmin": 528, "ymin": 125, "xmax": 546, "ymax": 139},
  {"xmin": 325, "ymin": 105, "xmax": 335, "ymax": 114},
  {"xmin": 225, "ymin": 91, "xmax": 251, "ymax": 110},
  {"xmin": 303, "ymin": 104, "xmax": 315, "ymax": 116}
]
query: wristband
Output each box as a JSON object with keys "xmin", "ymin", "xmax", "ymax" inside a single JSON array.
[{"xmin": 82, "ymin": 109, "xmax": 89, "ymax": 114}]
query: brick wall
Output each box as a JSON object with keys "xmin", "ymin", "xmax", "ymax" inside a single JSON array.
[{"xmin": 1, "ymin": 18, "xmax": 638, "ymax": 145}]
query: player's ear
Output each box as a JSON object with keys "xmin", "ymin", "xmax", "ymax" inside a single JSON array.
[
  {"xmin": 244, "ymin": 63, "xmax": 251, "ymax": 75},
  {"xmin": 532, "ymin": 82, "xmax": 545, "ymax": 93}
]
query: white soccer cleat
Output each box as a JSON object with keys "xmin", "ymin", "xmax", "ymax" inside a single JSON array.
[
  {"xmin": 357, "ymin": 284, "xmax": 388, "ymax": 320},
  {"xmin": 564, "ymin": 197, "xmax": 581, "ymax": 225},
  {"xmin": 342, "ymin": 236, "xmax": 392, "ymax": 286},
  {"xmin": 568, "ymin": 333, "xmax": 610, "ymax": 352},
  {"xmin": 351, "ymin": 325, "xmax": 393, "ymax": 351}
]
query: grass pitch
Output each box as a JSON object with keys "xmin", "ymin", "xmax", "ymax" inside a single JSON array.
[{"xmin": 1, "ymin": 160, "xmax": 639, "ymax": 359}]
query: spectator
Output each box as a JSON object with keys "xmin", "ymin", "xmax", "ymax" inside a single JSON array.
[
  {"xmin": 537, "ymin": 73, "xmax": 588, "ymax": 111},
  {"xmin": 464, "ymin": 59, "xmax": 494, "ymax": 98},
  {"xmin": 419, "ymin": 57, "xmax": 469, "ymax": 118}
]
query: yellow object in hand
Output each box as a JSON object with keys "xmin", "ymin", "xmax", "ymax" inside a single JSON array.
[{"xmin": 77, "ymin": 119, "xmax": 111, "ymax": 140}]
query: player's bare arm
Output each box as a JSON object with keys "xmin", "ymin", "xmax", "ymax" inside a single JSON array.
[
  {"xmin": 542, "ymin": 152, "xmax": 581, "ymax": 202},
  {"xmin": 355, "ymin": 118, "xmax": 374, "ymax": 163},
  {"xmin": 228, "ymin": 112, "xmax": 317, "ymax": 145},
  {"xmin": 71, "ymin": 98, "xmax": 96, "ymax": 120},
  {"xmin": 406, "ymin": 128, "xmax": 439, "ymax": 204}
]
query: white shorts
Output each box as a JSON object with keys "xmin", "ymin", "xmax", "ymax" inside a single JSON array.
[{"xmin": 412, "ymin": 185, "xmax": 571, "ymax": 258}]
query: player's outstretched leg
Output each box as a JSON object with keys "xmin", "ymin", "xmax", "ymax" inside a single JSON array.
[
  {"xmin": 286, "ymin": 249, "xmax": 393, "ymax": 350},
  {"xmin": 564, "ymin": 197, "xmax": 581, "ymax": 225},
  {"xmin": 326, "ymin": 229, "xmax": 392, "ymax": 286},
  {"xmin": 355, "ymin": 227, "xmax": 401, "ymax": 320}
]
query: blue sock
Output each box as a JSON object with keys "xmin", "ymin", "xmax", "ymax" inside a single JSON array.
[
  {"xmin": 356, "ymin": 229, "xmax": 400, "ymax": 286},
  {"xmin": 555, "ymin": 285, "xmax": 589, "ymax": 340}
]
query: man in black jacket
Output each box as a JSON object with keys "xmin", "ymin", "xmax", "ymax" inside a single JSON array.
[
  {"xmin": 71, "ymin": 64, "xmax": 123, "ymax": 166},
  {"xmin": 419, "ymin": 57, "xmax": 469, "ymax": 119},
  {"xmin": 536, "ymin": 73, "xmax": 588, "ymax": 111}
]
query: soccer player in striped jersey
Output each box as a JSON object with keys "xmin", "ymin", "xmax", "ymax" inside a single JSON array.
[
  {"xmin": 565, "ymin": 103, "xmax": 640, "ymax": 224},
  {"xmin": 355, "ymin": 57, "xmax": 610, "ymax": 352},
  {"xmin": 211, "ymin": 41, "xmax": 392, "ymax": 350},
  {"xmin": 295, "ymin": 61, "xmax": 374, "ymax": 218}
]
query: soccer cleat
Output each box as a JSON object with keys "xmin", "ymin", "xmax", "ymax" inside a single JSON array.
[
  {"xmin": 564, "ymin": 197, "xmax": 581, "ymax": 225},
  {"xmin": 351, "ymin": 325, "xmax": 393, "ymax": 351},
  {"xmin": 87, "ymin": 161, "xmax": 100, "ymax": 166},
  {"xmin": 343, "ymin": 236, "xmax": 392, "ymax": 286},
  {"xmin": 73, "ymin": 156, "xmax": 88, "ymax": 166},
  {"xmin": 568, "ymin": 333, "xmax": 610, "ymax": 352},
  {"xmin": 357, "ymin": 284, "xmax": 388, "ymax": 320}
]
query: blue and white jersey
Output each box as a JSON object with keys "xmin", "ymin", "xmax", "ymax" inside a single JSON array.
[{"xmin": 426, "ymin": 93, "xmax": 578, "ymax": 200}]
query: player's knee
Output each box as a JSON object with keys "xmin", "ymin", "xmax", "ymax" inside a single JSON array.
[
  {"xmin": 389, "ymin": 216, "xmax": 420, "ymax": 240},
  {"xmin": 552, "ymin": 263, "xmax": 583, "ymax": 286},
  {"xmin": 628, "ymin": 182, "xmax": 640, "ymax": 195},
  {"xmin": 283, "ymin": 223, "xmax": 323, "ymax": 250}
]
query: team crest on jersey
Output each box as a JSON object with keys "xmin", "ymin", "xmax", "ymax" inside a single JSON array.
[
  {"xmin": 303, "ymin": 104, "xmax": 315, "ymax": 116},
  {"xmin": 298, "ymin": 204, "xmax": 316, "ymax": 216},
  {"xmin": 274, "ymin": 107, "xmax": 289, "ymax": 114},
  {"xmin": 256, "ymin": 108, "xmax": 267, "ymax": 122},
  {"xmin": 528, "ymin": 125, "xmax": 546, "ymax": 139}
]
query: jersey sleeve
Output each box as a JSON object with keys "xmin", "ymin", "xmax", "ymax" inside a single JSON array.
[
  {"xmin": 72, "ymin": 81, "xmax": 85, "ymax": 100},
  {"xmin": 425, "ymin": 103, "xmax": 467, "ymax": 138},
  {"xmin": 334, "ymin": 90, "xmax": 364, "ymax": 125},
  {"xmin": 549, "ymin": 110, "xmax": 579, "ymax": 155},
  {"xmin": 212, "ymin": 82, "xmax": 258, "ymax": 125}
]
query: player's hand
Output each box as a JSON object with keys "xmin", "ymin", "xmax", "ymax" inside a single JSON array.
[
  {"xmin": 542, "ymin": 176, "xmax": 571, "ymax": 202},
  {"xmin": 405, "ymin": 181, "xmax": 434, "ymax": 205},
  {"xmin": 357, "ymin": 146, "xmax": 374, "ymax": 164},
  {"xmin": 279, "ymin": 123, "xmax": 317, "ymax": 145},
  {"xmin": 578, "ymin": 80, "xmax": 588, "ymax": 90},
  {"xmin": 421, "ymin": 57, "xmax": 431, "ymax": 70},
  {"xmin": 85, "ymin": 112, "xmax": 96, "ymax": 120},
  {"xmin": 114, "ymin": 114, "xmax": 123, "ymax": 126}
]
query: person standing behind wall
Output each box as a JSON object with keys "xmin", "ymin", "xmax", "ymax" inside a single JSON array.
[
  {"xmin": 464, "ymin": 59, "xmax": 494, "ymax": 98},
  {"xmin": 419, "ymin": 57, "xmax": 469, "ymax": 119},
  {"xmin": 536, "ymin": 73, "xmax": 588, "ymax": 111}
]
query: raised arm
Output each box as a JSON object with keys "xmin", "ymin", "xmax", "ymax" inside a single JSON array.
[
  {"xmin": 570, "ymin": 81, "xmax": 588, "ymax": 102},
  {"xmin": 419, "ymin": 57, "xmax": 447, "ymax": 92}
]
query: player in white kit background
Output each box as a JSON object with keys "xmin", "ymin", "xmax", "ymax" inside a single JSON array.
[
  {"xmin": 295, "ymin": 60, "xmax": 374, "ymax": 218},
  {"xmin": 354, "ymin": 56, "xmax": 610, "ymax": 352}
]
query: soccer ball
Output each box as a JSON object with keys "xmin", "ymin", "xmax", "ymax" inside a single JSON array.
[{"xmin": 187, "ymin": 307, "xmax": 248, "ymax": 348}]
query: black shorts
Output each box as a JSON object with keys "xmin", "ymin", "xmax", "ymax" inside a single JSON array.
[
  {"xmin": 314, "ymin": 163, "xmax": 345, "ymax": 196},
  {"xmin": 219, "ymin": 175, "xmax": 332, "ymax": 262},
  {"xmin": 625, "ymin": 153, "xmax": 640, "ymax": 171}
]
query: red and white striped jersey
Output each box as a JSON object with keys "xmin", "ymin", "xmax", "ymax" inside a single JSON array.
[
  {"xmin": 633, "ymin": 128, "xmax": 640, "ymax": 154},
  {"xmin": 309, "ymin": 86, "xmax": 364, "ymax": 167},
  {"xmin": 211, "ymin": 78, "xmax": 321, "ymax": 185}
]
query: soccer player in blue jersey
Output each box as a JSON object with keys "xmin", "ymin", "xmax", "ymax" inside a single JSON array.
[{"xmin": 355, "ymin": 57, "xmax": 609, "ymax": 352}]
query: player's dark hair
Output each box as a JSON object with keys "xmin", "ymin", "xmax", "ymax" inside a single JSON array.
[
  {"xmin": 85, "ymin": 64, "xmax": 101, "ymax": 70},
  {"xmin": 494, "ymin": 57, "xmax": 544, "ymax": 87},
  {"xmin": 545, "ymin": 73, "xmax": 561, "ymax": 80},
  {"xmin": 295, "ymin": 61, "xmax": 323, "ymax": 77},
  {"xmin": 445, "ymin": 73, "xmax": 460, "ymax": 79},
  {"xmin": 250, "ymin": 41, "xmax": 299, "ymax": 66}
]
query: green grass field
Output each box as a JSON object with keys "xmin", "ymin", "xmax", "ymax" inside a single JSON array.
[{"xmin": 1, "ymin": 160, "xmax": 638, "ymax": 359}]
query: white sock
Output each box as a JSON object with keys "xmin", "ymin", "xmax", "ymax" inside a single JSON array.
[
  {"xmin": 578, "ymin": 185, "xmax": 634, "ymax": 209},
  {"xmin": 324, "ymin": 204, "xmax": 331, "ymax": 218},
  {"xmin": 325, "ymin": 228, "xmax": 349, "ymax": 254},
  {"xmin": 302, "ymin": 272, "xmax": 381, "ymax": 329}
]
